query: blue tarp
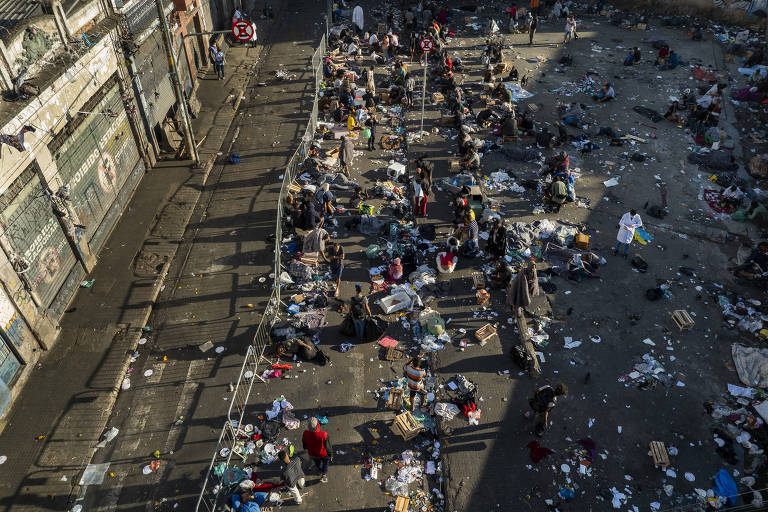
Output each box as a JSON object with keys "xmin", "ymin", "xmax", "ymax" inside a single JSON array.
[{"xmin": 713, "ymin": 469, "xmax": 738, "ymax": 505}]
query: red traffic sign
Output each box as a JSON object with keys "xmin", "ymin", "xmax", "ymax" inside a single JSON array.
[
  {"xmin": 232, "ymin": 20, "xmax": 254, "ymax": 42},
  {"xmin": 419, "ymin": 38, "xmax": 434, "ymax": 52}
]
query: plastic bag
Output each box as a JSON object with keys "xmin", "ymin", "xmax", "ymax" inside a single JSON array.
[{"xmin": 385, "ymin": 476, "xmax": 408, "ymax": 496}]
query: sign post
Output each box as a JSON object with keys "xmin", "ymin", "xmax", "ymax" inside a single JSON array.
[
  {"xmin": 232, "ymin": 20, "xmax": 255, "ymax": 42},
  {"xmin": 419, "ymin": 38, "xmax": 434, "ymax": 141}
]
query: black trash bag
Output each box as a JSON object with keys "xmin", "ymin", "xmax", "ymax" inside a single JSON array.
[
  {"xmin": 339, "ymin": 314, "xmax": 355, "ymax": 336},
  {"xmin": 540, "ymin": 282, "xmax": 557, "ymax": 294},
  {"xmin": 363, "ymin": 315, "xmax": 386, "ymax": 342},
  {"xmin": 510, "ymin": 344, "xmax": 534, "ymax": 371},
  {"xmin": 645, "ymin": 288, "xmax": 663, "ymax": 301},
  {"xmin": 315, "ymin": 349, "xmax": 329, "ymax": 366},
  {"xmin": 631, "ymin": 255, "xmax": 648, "ymax": 272},
  {"xmin": 646, "ymin": 205, "xmax": 667, "ymax": 219},
  {"xmin": 419, "ymin": 224, "xmax": 436, "ymax": 240}
]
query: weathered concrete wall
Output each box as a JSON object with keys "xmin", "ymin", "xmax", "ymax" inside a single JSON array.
[{"xmin": 66, "ymin": 0, "xmax": 105, "ymax": 35}]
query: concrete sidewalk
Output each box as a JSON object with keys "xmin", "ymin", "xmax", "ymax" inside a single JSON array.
[{"xmin": 0, "ymin": 22, "xmax": 265, "ymax": 512}]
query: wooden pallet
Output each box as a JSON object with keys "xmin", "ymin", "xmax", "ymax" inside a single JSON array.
[
  {"xmin": 383, "ymin": 346, "xmax": 406, "ymax": 361},
  {"xmin": 472, "ymin": 272, "xmax": 486, "ymax": 289},
  {"xmin": 385, "ymin": 388, "xmax": 403, "ymax": 410},
  {"xmin": 394, "ymin": 495, "xmax": 410, "ymax": 512},
  {"xmin": 475, "ymin": 323, "xmax": 496, "ymax": 345},
  {"xmin": 671, "ymin": 310, "xmax": 694, "ymax": 331},
  {"xmin": 392, "ymin": 411, "xmax": 423, "ymax": 440},
  {"xmin": 649, "ymin": 441, "xmax": 669, "ymax": 467}
]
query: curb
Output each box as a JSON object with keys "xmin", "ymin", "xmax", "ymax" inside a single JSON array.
[{"xmin": 65, "ymin": 43, "xmax": 265, "ymax": 510}]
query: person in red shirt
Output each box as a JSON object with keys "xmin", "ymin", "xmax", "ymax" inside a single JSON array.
[{"xmin": 302, "ymin": 417, "xmax": 332, "ymax": 482}]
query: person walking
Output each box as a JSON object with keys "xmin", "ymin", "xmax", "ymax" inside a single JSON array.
[
  {"xmin": 563, "ymin": 15, "xmax": 577, "ymax": 43},
  {"xmin": 529, "ymin": 382, "xmax": 568, "ymax": 436},
  {"xmin": 339, "ymin": 135, "xmax": 355, "ymax": 176},
  {"xmin": 404, "ymin": 357, "xmax": 427, "ymax": 410},
  {"xmin": 278, "ymin": 450, "xmax": 306, "ymax": 504},
  {"xmin": 614, "ymin": 209, "xmax": 642, "ymax": 258},
  {"xmin": 528, "ymin": 15, "xmax": 538, "ymax": 45},
  {"xmin": 213, "ymin": 45, "xmax": 225, "ymax": 79},
  {"xmin": 365, "ymin": 112, "xmax": 377, "ymax": 151},
  {"xmin": 352, "ymin": 3, "xmax": 364, "ymax": 34},
  {"xmin": 302, "ymin": 417, "xmax": 332, "ymax": 483},
  {"xmin": 327, "ymin": 241, "xmax": 344, "ymax": 298},
  {"xmin": 349, "ymin": 284, "xmax": 371, "ymax": 339},
  {"xmin": 405, "ymin": 72, "xmax": 415, "ymax": 107}
]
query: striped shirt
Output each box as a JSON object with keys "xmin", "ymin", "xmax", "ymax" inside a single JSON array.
[{"xmin": 405, "ymin": 365, "xmax": 426, "ymax": 390}]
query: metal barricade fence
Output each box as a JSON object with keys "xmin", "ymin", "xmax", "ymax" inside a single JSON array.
[
  {"xmin": 195, "ymin": 34, "xmax": 328, "ymax": 512},
  {"xmin": 195, "ymin": 421, "xmax": 238, "ymax": 512}
]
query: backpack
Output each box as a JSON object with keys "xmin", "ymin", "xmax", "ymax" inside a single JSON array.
[
  {"xmin": 529, "ymin": 387, "xmax": 554, "ymax": 413},
  {"xmin": 350, "ymin": 296, "xmax": 366, "ymax": 319}
]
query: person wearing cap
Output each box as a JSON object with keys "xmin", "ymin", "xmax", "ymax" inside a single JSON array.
[
  {"xmin": 461, "ymin": 209, "xmax": 480, "ymax": 256},
  {"xmin": 278, "ymin": 450, "xmax": 306, "ymax": 503},
  {"xmin": 302, "ymin": 417, "xmax": 332, "ymax": 483},
  {"xmin": 349, "ymin": 284, "xmax": 371, "ymax": 338}
]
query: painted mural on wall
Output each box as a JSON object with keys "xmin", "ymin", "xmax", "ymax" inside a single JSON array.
[
  {"xmin": 54, "ymin": 84, "xmax": 140, "ymax": 243},
  {"xmin": 0, "ymin": 166, "xmax": 77, "ymax": 308}
]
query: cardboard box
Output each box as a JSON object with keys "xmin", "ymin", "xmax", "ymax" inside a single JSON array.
[
  {"xmin": 431, "ymin": 92, "xmax": 444, "ymax": 103},
  {"xmin": 636, "ymin": 23, "xmax": 647, "ymax": 30}
]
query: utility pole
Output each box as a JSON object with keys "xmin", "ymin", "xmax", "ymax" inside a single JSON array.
[{"xmin": 154, "ymin": 0, "xmax": 200, "ymax": 165}]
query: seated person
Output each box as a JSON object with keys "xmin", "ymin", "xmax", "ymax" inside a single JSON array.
[
  {"xmin": 623, "ymin": 47, "xmax": 641, "ymax": 66},
  {"xmin": 547, "ymin": 178, "xmax": 568, "ymax": 212},
  {"xmin": 436, "ymin": 248, "xmax": 459, "ymax": 273},
  {"xmin": 560, "ymin": 102, "xmax": 583, "ymax": 126},
  {"xmin": 346, "ymin": 112, "xmax": 359, "ymax": 131},
  {"xmin": 663, "ymin": 100, "xmax": 683, "ymax": 124},
  {"xmin": 483, "ymin": 65, "xmax": 495, "ymax": 84},
  {"xmin": 350, "ymin": 185, "xmax": 369, "ymax": 209},
  {"xmin": 519, "ymin": 111, "xmax": 536, "ymax": 133},
  {"xmin": 391, "ymin": 61, "xmax": 407, "ymax": 85},
  {"xmin": 277, "ymin": 337, "xmax": 319, "ymax": 361},
  {"xmin": 568, "ymin": 253, "xmax": 598, "ymax": 281},
  {"xmin": 536, "ymin": 127, "xmax": 556, "ymax": 149},
  {"xmin": 593, "ymin": 82, "xmax": 615, "ymax": 102},
  {"xmin": 505, "ymin": 66, "xmax": 519, "ymax": 82},
  {"xmin": 462, "ymin": 147, "xmax": 481, "ymax": 172},
  {"xmin": 388, "ymin": 257, "xmax": 404, "ymax": 281},
  {"xmin": 494, "ymin": 83, "xmax": 513, "ymax": 103},
  {"xmin": 388, "ymin": 85, "xmax": 405, "ymax": 103},
  {"xmin": 231, "ymin": 490, "xmax": 268, "ymax": 512},
  {"xmin": 502, "ymin": 114, "xmax": 518, "ymax": 136},
  {"xmin": 490, "ymin": 261, "xmax": 513, "ymax": 289},
  {"xmin": 655, "ymin": 44, "xmax": 670, "ymax": 64},
  {"xmin": 659, "ymin": 50, "xmax": 679, "ymax": 70}
]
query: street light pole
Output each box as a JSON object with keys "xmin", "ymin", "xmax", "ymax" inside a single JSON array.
[
  {"xmin": 420, "ymin": 51, "xmax": 427, "ymax": 140},
  {"xmin": 154, "ymin": 0, "xmax": 200, "ymax": 165}
]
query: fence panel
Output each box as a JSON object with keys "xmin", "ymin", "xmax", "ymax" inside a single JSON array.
[{"xmin": 195, "ymin": 33, "xmax": 327, "ymax": 512}]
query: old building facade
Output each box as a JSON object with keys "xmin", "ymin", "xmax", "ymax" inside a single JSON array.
[{"xmin": 0, "ymin": 0, "xmax": 217, "ymax": 420}]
